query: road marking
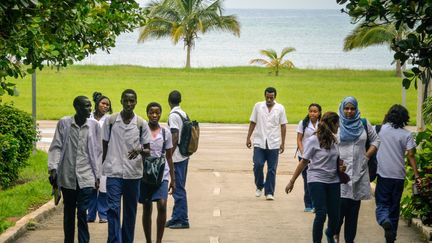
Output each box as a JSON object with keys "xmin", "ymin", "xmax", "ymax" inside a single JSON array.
[
  {"xmin": 213, "ymin": 187, "xmax": 221, "ymax": 195},
  {"xmin": 209, "ymin": 236, "xmax": 219, "ymax": 243},
  {"xmin": 213, "ymin": 171, "xmax": 220, "ymax": 177},
  {"xmin": 213, "ymin": 208, "xmax": 221, "ymax": 217}
]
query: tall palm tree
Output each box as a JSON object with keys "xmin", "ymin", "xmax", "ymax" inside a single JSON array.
[
  {"xmin": 139, "ymin": 0, "xmax": 240, "ymax": 68},
  {"xmin": 343, "ymin": 22, "xmax": 409, "ymax": 77},
  {"xmin": 249, "ymin": 47, "xmax": 295, "ymax": 76}
]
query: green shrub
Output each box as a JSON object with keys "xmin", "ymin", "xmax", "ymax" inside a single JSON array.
[{"xmin": 0, "ymin": 104, "xmax": 37, "ymax": 188}]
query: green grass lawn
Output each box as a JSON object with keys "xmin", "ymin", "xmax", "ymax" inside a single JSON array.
[
  {"xmin": 0, "ymin": 151, "xmax": 51, "ymax": 233},
  {"xmin": 3, "ymin": 65, "xmax": 418, "ymax": 125}
]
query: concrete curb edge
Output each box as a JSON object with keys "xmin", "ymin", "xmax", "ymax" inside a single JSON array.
[{"xmin": 0, "ymin": 199, "xmax": 60, "ymax": 243}]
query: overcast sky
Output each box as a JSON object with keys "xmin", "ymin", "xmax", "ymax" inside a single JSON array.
[{"xmin": 139, "ymin": 0, "xmax": 341, "ymax": 9}]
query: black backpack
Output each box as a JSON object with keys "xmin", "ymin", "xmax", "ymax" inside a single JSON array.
[
  {"xmin": 361, "ymin": 118, "xmax": 381, "ymax": 182},
  {"xmin": 171, "ymin": 111, "xmax": 199, "ymax": 156}
]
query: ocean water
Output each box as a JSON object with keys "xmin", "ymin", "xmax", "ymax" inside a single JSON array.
[{"xmin": 80, "ymin": 9, "xmax": 394, "ymax": 70}]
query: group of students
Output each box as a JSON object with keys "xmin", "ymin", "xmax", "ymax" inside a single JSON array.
[
  {"xmin": 48, "ymin": 89, "xmax": 191, "ymax": 243},
  {"xmin": 286, "ymin": 96, "xmax": 421, "ymax": 243}
]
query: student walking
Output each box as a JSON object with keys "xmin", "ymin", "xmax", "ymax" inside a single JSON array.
[
  {"xmin": 102, "ymin": 89, "xmax": 151, "ymax": 243},
  {"xmin": 335, "ymin": 96, "xmax": 380, "ymax": 243},
  {"xmin": 48, "ymin": 96, "xmax": 102, "ymax": 243},
  {"xmin": 140, "ymin": 102, "xmax": 176, "ymax": 243},
  {"xmin": 87, "ymin": 92, "xmax": 112, "ymax": 224},
  {"xmin": 296, "ymin": 103, "xmax": 322, "ymax": 212},
  {"xmin": 165, "ymin": 90, "xmax": 191, "ymax": 229},
  {"xmin": 246, "ymin": 87, "xmax": 288, "ymax": 200},
  {"xmin": 286, "ymin": 112, "xmax": 341, "ymax": 243},
  {"xmin": 375, "ymin": 104, "xmax": 421, "ymax": 243}
]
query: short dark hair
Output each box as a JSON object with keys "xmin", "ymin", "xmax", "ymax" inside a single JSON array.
[
  {"xmin": 73, "ymin": 96, "xmax": 89, "ymax": 108},
  {"xmin": 146, "ymin": 102, "xmax": 162, "ymax": 113},
  {"xmin": 383, "ymin": 104, "xmax": 409, "ymax": 129},
  {"xmin": 264, "ymin": 87, "xmax": 277, "ymax": 97},
  {"xmin": 168, "ymin": 90, "xmax": 181, "ymax": 105},
  {"xmin": 121, "ymin": 89, "xmax": 137, "ymax": 100}
]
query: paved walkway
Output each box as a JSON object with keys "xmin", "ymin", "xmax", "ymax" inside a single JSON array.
[{"xmin": 15, "ymin": 122, "xmax": 426, "ymax": 242}]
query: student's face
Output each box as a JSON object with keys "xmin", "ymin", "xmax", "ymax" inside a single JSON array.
[
  {"xmin": 121, "ymin": 93, "xmax": 137, "ymax": 112},
  {"xmin": 343, "ymin": 103, "xmax": 356, "ymax": 119},
  {"xmin": 98, "ymin": 98, "xmax": 111, "ymax": 115},
  {"xmin": 76, "ymin": 98, "xmax": 92, "ymax": 118},
  {"xmin": 265, "ymin": 92, "xmax": 275, "ymax": 107},
  {"xmin": 308, "ymin": 106, "xmax": 320, "ymax": 122},
  {"xmin": 147, "ymin": 106, "xmax": 161, "ymax": 125}
]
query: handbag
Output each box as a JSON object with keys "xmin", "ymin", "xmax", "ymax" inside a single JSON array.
[
  {"xmin": 336, "ymin": 156, "xmax": 350, "ymax": 184},
  {"xmin": 142, "ymin": 128, "xmax": 166, "ymax": 187}
]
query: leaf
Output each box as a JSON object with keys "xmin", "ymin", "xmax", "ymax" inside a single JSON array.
[
  {"xmin": 403, "ymin": 71, "xmax": 414, "ymax": 78},
  {"xmin": 402, "ymin": 78, "xmax": 411, "ymax": 89}
]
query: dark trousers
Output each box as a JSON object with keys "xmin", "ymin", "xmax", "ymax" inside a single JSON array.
[
  {"xmin": 106, "ymin": 178, "xmax": 140, "ymax": 243},
  {"xmin": 309, "ymin": 182, "xmax": 340, "ymax": 243},
  {"xmin": 253, "ymin": 147, "xmax": 279, "ymax": 196},
  {"xmin": 171, "ymin": 159, "xmax": 189, "ymax": 224},
  {"xmin": 375, "ymin": 175, "xmax": 404, "ymax": 238},
  {"xmin": 87, "ymin": 189, "xmax": 108, "ymax": 221},
  {"xmin": 336, "ymin": 198, "xmax": 361, "ymax": 243},
  {"xmin": 61, "ymin": 186, "xmax": 93, "ymax": 243},
  {"xmin": 299, "ymin": 156, "xmax": 313, "ymax": 208}
]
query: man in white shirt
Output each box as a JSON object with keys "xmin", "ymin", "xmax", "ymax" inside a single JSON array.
[
  {"xmin": 165, "ymin": 90, "xmax": 191, "ymax": 229},
  {"xmin": 102, "ymin": 89, "xmax": 151, "ymax": 243},
  {"xmin": 48, "ymin": 96, "xmax": 102, "ymax": 243},
  {"xmin": 246, "ymin": 87, "xmax": 288, "ymax": 200}
]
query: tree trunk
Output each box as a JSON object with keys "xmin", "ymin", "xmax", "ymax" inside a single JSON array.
[
  {"xmin": 275, "ymin": 69, "xmax": 279, "ymax": 76},
  {"xmin": 185, "ymin": 44, "xmax": 191, "ymax": 69},
  {"xmin": 396, "ymin": 59, "xmax": 402, "ymax": 77}
]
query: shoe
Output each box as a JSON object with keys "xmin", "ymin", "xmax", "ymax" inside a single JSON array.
[
  {"xmin": 325, "ymin": 229, "xmax": 336, "ymax": 243},
  {"xmin": 165, "ymin": 219, "xmax": 175, "ymax": 227},
  {"xmin": 255, "ymin": 188, "xmax": 263, "ymax": 197},
  {"xmin": 304, "ymin": 207, "xmax": 313, "ymax": 212},
  {"xmin": 382, "ymin": 221, "xmax": 395, "ymax": 243},
  {"xmin": 169, "ymin": 222, "xmax": 190, "ymax": 229},
  {"xmin": 87, "ymin": 219, "xmax": 95, "ymax": 223},
  {"xmin": 99, "ymin": 219, "xmax": 108, "ymax": 223},
  {"xmin": 265, "ymin": 194, "xmax": 274, "ymax": 200}
]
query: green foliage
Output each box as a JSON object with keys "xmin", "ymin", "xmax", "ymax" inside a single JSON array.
[
  {"xmin": 139, "ymin": 0, "xmax": 240, "ymax": 68},
  {"xmin": 250, "ymin": 47, "xmax": 296, "ymax": 76},
  {"xmin": 0, "ymin": 0, "xmax": 144, "ymax": 98},
  {"xmin": 401, "ymin": 125, "xmax": 432, "ymax": 225},
  {"xmin": 423, "ymin": 96, "xmax": 432, "ymax": 125},
  {"xmin": 0, "ymin": 134, "xmax": 19, "ymax": 188},
  {"xmin": 0, "ymin": 104, "xmax": 37, "ymax": 188},
  {"xmin": 337, "ymin": 0, "xmax": 432, "ymax": 93},
  {"xmin": 0, "ymin": 151, "xmax": 51, "ymax": 233}
]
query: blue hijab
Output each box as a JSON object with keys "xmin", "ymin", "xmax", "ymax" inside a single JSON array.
[{"xmin": 339, "ymin": 96, "xmax": 363, "ymax": 142}]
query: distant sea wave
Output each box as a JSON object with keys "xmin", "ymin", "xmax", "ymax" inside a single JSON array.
[{"xmin": 79, "ymin": 9, "xmax": 394, "ymax": 70}]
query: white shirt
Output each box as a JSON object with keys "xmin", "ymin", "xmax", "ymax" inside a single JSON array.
[
  {"xmin": 168, "ymin": 106, "xmax": 189, "ymax": 163},
  {"xmin": 296, "ymin": 119, "xmax": 318, "ymax": 157},
  {"xmin": 249, "ymin": 101, "xmax": 288, "ymax": 150},
  {"xmin": 377, "ymin": 123, "xmax": 416, "ymax": 180},
  {"xmin": 149, "ymin": 127, "xmax": 173, "ymax": 181},
  {"xmin": 102, "ymin": 113, "xmax": 151, "ymax": 179},
  {"xmin": 90, "ymin": 113, "xmax": 109, "ymax": 193}
]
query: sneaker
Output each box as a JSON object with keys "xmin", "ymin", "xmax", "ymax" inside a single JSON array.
[
  {"xmin": 304, "ymin": 207, "xmax": 313, "ymax": 212},
  {"xmin": 169, "ymin": 222, "xmax": 190, "ymax": 229},
  {"xmin": 265, "ymin": 194, "xmax": 274, "ymax": 200},
  {"xmin": 165, "ymin": 219, "xmax": 175, "ymax": 227},
  {"xmin": 87, "ymin": 219, "xmax": 95, "ymax": 223},
  {"xmin": 382, "ymin": 221, "xmax": 395, "ymax": 243},
  {"xmin": 99, "ymin": 219, "xmax": 108, "ymax": 223},
  {"xmin": 255, "ymin": 188, "xmax": 263, "ymax": 197}
]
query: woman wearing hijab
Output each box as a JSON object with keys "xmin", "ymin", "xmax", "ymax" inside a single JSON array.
[{"xmin": 334, "ymin": 96, "xmax": 380, "ymax": 243}]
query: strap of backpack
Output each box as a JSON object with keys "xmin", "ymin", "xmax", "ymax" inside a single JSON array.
[
  {"xmin": 361, "ymin": 118, "xmax": 370, "ymax": 149},
  {"xmin": 161, "ymin": 127, "xmax": 166, "ymax": 156},
  {"xmin": 136, "ymin": 116, "xmax": 144, "ymax": 140},
  {"xmin": 108, "ymin": 113, "xmax": 119, "ymax": 142},
  {"xmin": 172, "ymin": 111, "xmax": 189, "ymax": 122}
]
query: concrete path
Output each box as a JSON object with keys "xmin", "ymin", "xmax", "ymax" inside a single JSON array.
[{"xmin": 15, "ymin": 122, "xmax": 426, "ymax": 242}]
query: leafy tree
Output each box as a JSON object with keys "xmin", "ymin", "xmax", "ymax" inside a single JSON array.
[
  {"xmin": 138, "ymin": 0, "xmax": 240, "ymax": 68},
  {"xmin": 343, "ymin": 22, "xmax": 409, "ymax": 77},
  {"xmin": 249, "ymin": 47, "xmax": 295, "ymax": 76},
  {"xmin": 336, "ymin": 0, "xmax": 431, "ymax": 97},
  {"xmin": 0, "ymin": 0, "xmax": 144, "ymax": 99}
]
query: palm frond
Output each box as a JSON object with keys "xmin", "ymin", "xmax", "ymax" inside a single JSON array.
[
  {"xmin": 249, "ymin": 58, "xmax": 271, "ymax": 66},
  {"xmin": 343, "ymin": 22, "xmax": 397, "ymax": 51},
  {"xmin": 259, "ymin": 49, "xmax": 277, "ymax": 60},
  {"xmin": 280, "ymin": 47, "xmax": 295, "ymax": 59}
]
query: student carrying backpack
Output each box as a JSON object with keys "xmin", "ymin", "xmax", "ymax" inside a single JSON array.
[{"xmin": 171, "ymin": 111, "xmax": 199, "ymax": 156}]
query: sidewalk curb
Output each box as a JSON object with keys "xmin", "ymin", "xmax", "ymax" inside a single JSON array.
[
  {"xmin": 370, "ymin": 182, "xmax": 432, "ymax": 241},
  {"xmin": 0, "ymin": 199, "xmax": 60, "ymax": 243}
]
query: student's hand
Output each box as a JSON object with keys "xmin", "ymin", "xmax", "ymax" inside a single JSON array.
[
  {"xmin": 279, "ymin": 144, "xmax": 285, "ymax": 154},
  {"xmin": 285, "ymin": 180, "xmax": 295, "ymax": 194},
  {"xmin": 48, "ymin": 169, "xmax": 57, "ymax": 186},
  {"xmin": 338, "ymin": 158, "xmax": 346, "ymax": 172},
  {"xmin": 246, "ymin": 138, "xmax": 252, "ymax": 149},
  {"xmin": 128, "ymin": 149, "xmax": 140, "ymax": 160},
  {"xmin": 169, "ymin": 180, "xmax": 176, "ymax": 194},
  {"xmin": 95, "ymin": 178, "xmax": 100, "ymax": 190}
]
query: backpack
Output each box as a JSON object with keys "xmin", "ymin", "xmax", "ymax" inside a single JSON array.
[
  {"xmin": 107, "ymin": 113, "xmax": 144, "ymax": 142},
  {"xmin": 171, "ymin": 111, "xmax": 199, "ymax": 156},
  {"xmin": 361, "ymin": 118, "xmax": 381, "ymax": 182}
]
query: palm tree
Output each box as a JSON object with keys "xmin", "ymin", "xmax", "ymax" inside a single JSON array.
[
  {"xmin": 343, "ymin": 22, "xmax": 409, "ymax": 77},
  {"xmin": 139, "ymin": 0, "xmax": 240, "ymax": 68},
  {"xmin": 249, "ymin": 47, "xmax": 295, "ymax": 76}
]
